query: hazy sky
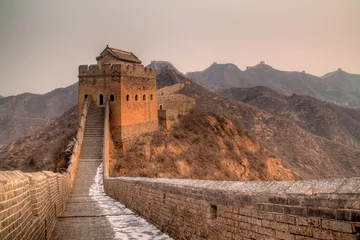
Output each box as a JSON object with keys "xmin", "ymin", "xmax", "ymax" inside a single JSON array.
[{"xmin": 0, "ymin": 0, "xmax": 359, "ymax": 96}]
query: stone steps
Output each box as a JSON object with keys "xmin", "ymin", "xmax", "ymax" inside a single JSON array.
[
  {"xmin": 52, "ymin": 106, "xmax": 171, "ymax": 240},
  {"xmin": 79, "ymin": 107, "xmax": 105, "ymax": 160}
]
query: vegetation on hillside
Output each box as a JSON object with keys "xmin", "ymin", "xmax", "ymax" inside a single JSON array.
[
  {"xmin": 0, "ymin": 106, "xmax": 77, "ymax": 172},
  {"xmin": 112, "ymin": 109, "xmax": 294, "ymax": 181}
]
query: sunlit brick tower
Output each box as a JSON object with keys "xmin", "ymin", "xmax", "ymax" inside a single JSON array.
[{"xmin": 78, "ymin": 46, "xmax": 158, "ymax": 146}]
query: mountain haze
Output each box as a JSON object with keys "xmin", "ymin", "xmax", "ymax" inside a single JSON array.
[
  {"xmin": 0, "ymin": 83, "xmax": 78, "ymax": 144},
  {"xmin": 186, "ymin": 63, "xmax": 360, "ymax": 108},
  {"xmin": 221, "ymin": 86, "xmax": 360, "ymax": 149},
  {"xmin": 146, "ymin": 61, "xmax": 185, "ymax": 76}
]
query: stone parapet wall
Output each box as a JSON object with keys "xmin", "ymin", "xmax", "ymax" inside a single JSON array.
[
  {"xmin": 157, "ymin": 83, "xmax": 185, "ymax": 95},
  {"xmin": 0, "ymin": 99, "xmax": 90, "ymax": 239},
  {"xmin": 157, "ymin": 94, "xmax": 196, "ymax": 114},
  {"xmin": 79, "ymin": 64, "xmax": 155, "ymax": 78},
  {"xmin": 0, "ymin": 171, "xmax": 68, "ymax": 240},
  {"xmin": 104, "ymin": 177, "xmax": 360, "ymax": 240}
]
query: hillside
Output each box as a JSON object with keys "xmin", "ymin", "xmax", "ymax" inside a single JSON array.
[
  {"xmin": 113, "ymin": 109, "xmax": 294, "ymax": 181},
  {"xmin": 186, "ymin": 63, "xmax": 360, "ymax": 108},
  {"xmin": 221, "ymin": 86, "xmax": 360, "ymax": 149},
  {"xmin": 0, "ymin": 106, "xmax": 77, "ymax": 172},
  {"xmin": 0, "ymin": 83, "xmax": 78, "ymax": 144},
  {"xmin": 322, "ymin": 69, "xmax": 360, "ymax": 103},
  {"xmin": 0, "ymin": 95, "xmax": 3, "ymax": 99},
  {"xmin": 140, "ymin": 69, "xmax": 360, "ymax": 180}
]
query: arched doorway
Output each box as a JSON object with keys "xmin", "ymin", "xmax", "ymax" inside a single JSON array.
[{"xmin": 99, "ymin": 94, "xmax": 104, "ymax": 105}]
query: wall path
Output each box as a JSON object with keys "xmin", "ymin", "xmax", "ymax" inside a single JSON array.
[{"xmin": 51, "ymin": 105, "xmax": 171, "ymax": 239}]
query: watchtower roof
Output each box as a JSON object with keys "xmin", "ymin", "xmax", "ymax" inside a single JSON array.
[{"xmin": 96, "ymin": 45, "xmax": 142, "ymax": 64}]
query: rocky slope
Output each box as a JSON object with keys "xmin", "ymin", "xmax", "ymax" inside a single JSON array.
[
  {"xmin": 221, "ymin": 86, "xmax": 360, "ymax": 149},
  {"xmin": 113, "ymin": 109, "xmax": 294, "ymax": 181},
  {"xmin": 186, "ymin": 63, "xmax": 360, "ymax": 108},
  {"xmin": 0, "ymin": 106, "xmax": 77, "ymax": 172},
  {"xmin": 150, "ymin": 68, "xmax": 360, "ymax": 180},
  {"xmin": 0, "ymin": 83, "xmax": 77, "ymax": 144}
]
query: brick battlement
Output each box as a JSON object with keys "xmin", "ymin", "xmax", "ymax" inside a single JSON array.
[
  {"xmin": 79, "ymin": 64, "xmax": 155, "ymax": 77},
  {"xmin": 104, "ymin": 176, "xmax": 360, "ymax": 239}
]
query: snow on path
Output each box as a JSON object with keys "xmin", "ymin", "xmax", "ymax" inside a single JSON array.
[{"xmin": 89, "ymin": 164, "xmax": 172, "ymax": 240}]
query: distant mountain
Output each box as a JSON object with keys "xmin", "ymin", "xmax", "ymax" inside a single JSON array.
[
  {"xmin": 221, "ymin": 86, "xmax": 360, "ymax": 149},
  {"xmin": 160, "ymin": 69, "xmax": 360, "ymax": 179},
  {"xmin": 0, "ymin": 83, "xmax": 78, "ymax": 144},
  {"xmin": 186, "ymin": 63, "xmax": 360, "ymax": 108},
  {"xmin": 147, "ymin": 60, "xmax": 185, "ymax": 76},
  {"xmin": 146, "ymin": 61, "xmax": 186, "ymax": 89},
  {"xmin": 0, "ymin": 95, "xmax": 3, "ymax": 99}
]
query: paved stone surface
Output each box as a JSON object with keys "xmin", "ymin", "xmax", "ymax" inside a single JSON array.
[{"xmin": 52, "ymin": 107, "xmax": 171, "ymax": 240}]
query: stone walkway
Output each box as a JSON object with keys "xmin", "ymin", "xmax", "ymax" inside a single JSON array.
[{"xmin": 51, "ymin": 107, "xmax": 171, "ymax": 240}]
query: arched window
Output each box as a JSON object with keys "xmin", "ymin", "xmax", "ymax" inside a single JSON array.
[
  {"xmin": 135, "ymin": 95, "xmax": 138, "ymax": 101},
  {"xmin": 143, "ymin": 94, "xmax": 146, "ymax": 101},
  {"xmin": 110, "ymin": 94, "xmax": 115, "ymax": 102},
  {"xmin": 159, "ymin": 104, "xmax": 163, "ymax": 110},
  {"xmin": 84, "ymin": 94, "xmax": 88, "ymax": 100},
  {"xmin": 150, "ymin": 94, "xmax": 153, "ymax": 100},
  {"xmin": 126, "ymin": 94, "xmax": 130, "ymax": 101},
  {"xmin": 99, "ymin": 94, "xmax": 104, "ymax": 105}
]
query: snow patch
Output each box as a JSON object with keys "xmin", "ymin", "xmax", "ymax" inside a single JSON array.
[{"xmin": 89, "ymin": 163, "xmax": 172, "ymax": 239}]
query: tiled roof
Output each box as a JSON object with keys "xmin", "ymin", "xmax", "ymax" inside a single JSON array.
[{"xmin": 97, "ymin": 46, "xmax": 142, "ymax": 64}]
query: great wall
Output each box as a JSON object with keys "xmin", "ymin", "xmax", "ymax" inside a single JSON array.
[{"xmin": 1, "ymin": 47, "xmax": 359, "ymax": 239}]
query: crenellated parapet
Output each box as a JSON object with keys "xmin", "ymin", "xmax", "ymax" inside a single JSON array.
[
  {"xmin": 78, "ymin": 64, "xmax": 121, "ymax": 77},
  {"xmin": 78, "ymin": 64, "xmax": 155, "ymax": 78}
]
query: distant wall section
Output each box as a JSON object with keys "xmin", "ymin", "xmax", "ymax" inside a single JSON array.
[{"xmin": 157, "ymin": 84, "xmax": 195, "ymax": 129}]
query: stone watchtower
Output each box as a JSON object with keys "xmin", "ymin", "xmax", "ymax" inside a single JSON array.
[{"xmin": 78, "ymin": 46, "xmax": 158, "ymax": 145}]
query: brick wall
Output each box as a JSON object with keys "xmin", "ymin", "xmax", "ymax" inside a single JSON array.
[
  {"xmin": 157, "ymin": 83, "xmax": 185, "ymax": 95},
  {"xmin": 0, "ymin": 99, "xmax": 89, "ymax": 239},
  {"xmin": 104, "ymin": 177, "xmax": 360, "ymax": 240},
  {"xmin": 157, "ymin": 94, "xmax": 195, "ymax": 115}
]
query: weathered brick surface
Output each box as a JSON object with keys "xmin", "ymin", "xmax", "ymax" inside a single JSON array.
[{"xmin": 104, "ymin": 177, "xmax": 360, "ymax": 240}]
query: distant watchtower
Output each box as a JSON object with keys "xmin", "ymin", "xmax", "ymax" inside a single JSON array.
[{"xmin": 78, "ymin": 46, "xmax": 158, "ymax": 144}]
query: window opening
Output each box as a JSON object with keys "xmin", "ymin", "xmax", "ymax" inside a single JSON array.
[{"xmin": 99, "ymin": 94, "xmax": 104, "ymax": 105}]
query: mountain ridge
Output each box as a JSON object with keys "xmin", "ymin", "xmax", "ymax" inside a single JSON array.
[
  {"xmin": 0, "ymin": 83, "xmax": 78, "ymax": 144},
  {"xmin": 220, "ymin": 86, "xmax": 360, "ymax": 149},
  {"xmin": 186, "ymin": 62, "xmax": 360, "ymax": 108}
]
